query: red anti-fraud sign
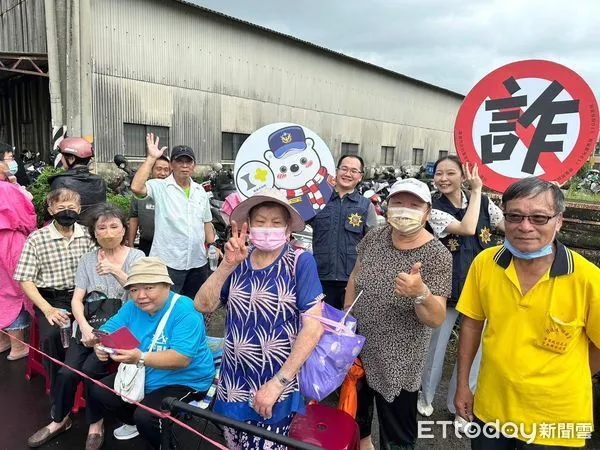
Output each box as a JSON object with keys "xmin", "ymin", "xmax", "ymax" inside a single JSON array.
[{"xmin": 454, "ymin": 59, "xmax": 599, "ymax": 193}]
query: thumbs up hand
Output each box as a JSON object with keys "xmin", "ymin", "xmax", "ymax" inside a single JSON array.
[{"xmin": 394, "ymin": 262, "xmax": 427, "ymax": 298}]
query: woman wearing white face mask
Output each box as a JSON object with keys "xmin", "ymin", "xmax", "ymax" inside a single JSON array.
[
  {"xmin": 195, "ymin": 188, "xmax": 324, "ymax": 450},
  {"xmin": 345, "ymin": 178, "xmax": 452, "ymax": 450}
]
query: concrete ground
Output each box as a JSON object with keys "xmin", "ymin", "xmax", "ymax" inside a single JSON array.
[{"xmin": 1, "ymin": 309, "xmax": 598, "ymax": 449}]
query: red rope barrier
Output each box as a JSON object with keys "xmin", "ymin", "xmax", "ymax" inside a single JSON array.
[{"xmin": 0, "ymin": 328, "xmax": 228, "ymax": 449}]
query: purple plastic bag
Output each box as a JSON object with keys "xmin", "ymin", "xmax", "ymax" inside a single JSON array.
[{"xmin": 298, "ymin": 303, "xmax": 366, "ymax": 402}]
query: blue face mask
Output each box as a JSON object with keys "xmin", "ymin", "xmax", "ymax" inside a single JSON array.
[
  {"xmin": 503, "ymin": 238, "xmax": 553, "ymax": 260},
  {"xmin": 7, "ymin": 160, "xmax": 18, "ymax": 175}
]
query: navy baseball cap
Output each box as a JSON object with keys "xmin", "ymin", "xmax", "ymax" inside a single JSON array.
[
  {"xmin": 171, "ymin": 145, "xmax": 195, "ymax": 162},
  {"xmin": 268, "ymin": 126, "xmax": 307, "ymax": 158}
]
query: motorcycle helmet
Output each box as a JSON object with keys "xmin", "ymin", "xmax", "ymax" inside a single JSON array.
[{"xmin": 58, "ymin": 137, "xmax": 94, "ymax": 159}]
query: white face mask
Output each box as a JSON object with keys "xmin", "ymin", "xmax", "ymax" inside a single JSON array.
[{"xmin": 387, "ymin": 207, "xmax": 426, "ymax": 235}]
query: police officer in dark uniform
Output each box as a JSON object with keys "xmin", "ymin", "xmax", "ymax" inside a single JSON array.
[
  {"xmin": 49, "ymin": 137, "xmax": 107, "ymax": 226},
  {"xmin": 311, "ymin": 154, "xmax": 378, "ymax": 309}
]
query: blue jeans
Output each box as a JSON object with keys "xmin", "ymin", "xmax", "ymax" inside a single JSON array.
[
  {"xmin": 4, "ymin": 307, "xmax": 31, "ymax": 331},
  {"xmin": 420, "ymin": 306, "xmax": 482, "ymax": 413}
]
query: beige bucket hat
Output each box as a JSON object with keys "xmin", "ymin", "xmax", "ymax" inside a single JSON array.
[{"xmin": 123, "ymin": 257, "xmax": 174, "ymax": 288}]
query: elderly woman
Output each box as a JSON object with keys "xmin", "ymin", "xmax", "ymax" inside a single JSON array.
[
  {"xmin": 0, "ymin": 163, "xmax": 37, "ymax": 360},
  {"xmin": 26, "ymin": 204, "xmax": 145, "ymax": 449},
  {"xmin": 347, "ymin": 178, "xmax": 452, "ymax": 450},
  {"xmin": 89, "ymin": 257, "xmax": 215, "ymax": 450},
  {"xmin": 195, "ymin": 188, "xmax": 324, "ymax": 450}
]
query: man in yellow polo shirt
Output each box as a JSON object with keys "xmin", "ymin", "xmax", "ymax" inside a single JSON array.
[{"xmin": 454, "ymin": 177, "xmax": 600, "ymax": 449}]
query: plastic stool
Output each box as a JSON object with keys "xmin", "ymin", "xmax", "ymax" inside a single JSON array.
[
  {"xmin": 72, "ymin": 381, "xmax": 86, "ymax": 413},
  {"xmin": 25, "ymin": 316, "xmax": 51, "ymax": 394},
  {"xmin": 71, "ymin": 361, "xmax": 119, "ymax": 414},
  {"xmin": 289, "ymin": 404, "xmax": 360, "ymax": 450}
]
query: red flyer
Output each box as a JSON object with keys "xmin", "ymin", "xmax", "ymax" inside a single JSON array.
[{"xmin": 98, "ymin": 327, "xmax": 140, "ymax": 350}]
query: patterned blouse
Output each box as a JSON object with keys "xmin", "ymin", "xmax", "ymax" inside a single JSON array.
[
  {"xmin": 353, "ymin": 225, "xmax": 452, "ymax": 402},
  {"xmin": 215, "ymin": 244, "xmax": 323, "ymax": 424}
]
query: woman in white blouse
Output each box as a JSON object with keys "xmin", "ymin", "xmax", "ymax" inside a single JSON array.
[{"xmin": 419, "ymin": 155, "xmax": 504, "ymax": 432}]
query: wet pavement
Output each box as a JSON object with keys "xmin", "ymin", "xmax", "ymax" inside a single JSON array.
[
  {"xmin": 0, "ymin": 353, "xmax": 146, "ymax": 450},
  {"xmin": 1, "ymin": 313, "xmax": 599, "ymax": 449}
]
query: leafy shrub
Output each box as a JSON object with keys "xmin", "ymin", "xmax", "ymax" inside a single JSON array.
[
  {"xmin": 27, "ymin": 167, "xmax": 64, "ymax": 226},
  {"xmin": 106, "ymin": 190, "xmax": 132, "ymax": 218}
]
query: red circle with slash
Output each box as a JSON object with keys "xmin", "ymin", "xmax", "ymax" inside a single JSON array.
[{"xmin": 454, "ymin": 59, "xmax": 599, "ymax": 192}]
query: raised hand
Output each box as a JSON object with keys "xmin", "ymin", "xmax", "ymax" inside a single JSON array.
[
  {"xmin": 146, "ymin": 133, "xmax": 167, "ymax": 160},
  {"xmin": 394, "ymin": 262, "xmax": 427, "ymax": 298},
  {"xmin": 224, "ymin": 220, "xmax": 249, "ymax": 267},
  {"xmin": 463, "ymin": 162, "xmax": 483, "ymax": 191}
]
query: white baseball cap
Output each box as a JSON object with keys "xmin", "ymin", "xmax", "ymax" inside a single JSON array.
[{"xmin": 387, "ymin": 178, "xmax": 432, "ymax": 204}]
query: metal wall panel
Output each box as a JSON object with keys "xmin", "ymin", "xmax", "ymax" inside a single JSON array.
[
  {"xmin": 0, "ymin": 0, "xmax": 47, "ymax": 53},
  {"xmin": 91, "ymin": 0, "xmax": 461, "ymax": 165}
]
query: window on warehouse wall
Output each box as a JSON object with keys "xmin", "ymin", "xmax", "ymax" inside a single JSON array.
[
  {"xmin": 222, "ymin": 132, "xmax": 250, "ymax": 161},
  {"xmin": 123, "ymin": 123, "xmax": 170, "ymax": 158},
  {"xmin": 341, "ymin": 142, "xmax": 359, "ymax": 155},
  {"xmin": 412, "ymin": 148, "xmax": 424, "ymax": 165},
  {"xmin": 380, "ymin": 146, "xmax": 395, "ymax": 165}
]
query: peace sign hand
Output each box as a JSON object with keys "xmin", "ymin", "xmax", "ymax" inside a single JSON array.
[
  {"xmin": 146, "ymin": 133, "xmax": 167, "ymax": 160},
  {"xmin": 224, "ymin": 220, "xmax": 249, "ymax": 267},
  {"xmin": 463, "ymin": 162, "xmax": 483, "ymax": 191}
]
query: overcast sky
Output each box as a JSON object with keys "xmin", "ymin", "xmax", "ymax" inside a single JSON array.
[{"xmin": 192, "ymin": 0, "xmax": 600, "ymax": 99}]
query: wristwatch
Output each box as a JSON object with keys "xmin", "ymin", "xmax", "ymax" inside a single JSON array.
[
  {"xmin": 275, "ymin": 372, "xmax": 290, "ymax": 386},
  {"xmin": 413, "ymin": 285, "xmax": 430, "ymax": 305},
  {"xmin": 136, "ymin": 352, "xmax": 146, "ymax": 368}
]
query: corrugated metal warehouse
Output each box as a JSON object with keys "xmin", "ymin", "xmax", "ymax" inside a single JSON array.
[{"xmin": 0, "ymin": 0, "xmax": 464, "ymax": 170}]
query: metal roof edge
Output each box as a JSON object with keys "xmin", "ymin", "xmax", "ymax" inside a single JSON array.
[{"xmin": 173, "ymin": 0, "xmax": 465, "ymax": 100}]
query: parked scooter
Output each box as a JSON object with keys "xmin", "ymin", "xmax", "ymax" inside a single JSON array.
[
  {"xmin": 113, "ymin": 154, "xmax": 136, "ymax": 196},
  {"xmin": 21, "ymin": 150, "xmax": 47, "ymax": 182},
  {"xmin": 291, "ymin": 225, "xmax": 314, "ymax": 253},
  {"xmin": 207, "ymin": 163, "xmax": 237, "ymax": 201},
  {"xmin": 208, "ymin": 196, "xmax": 230, "ymax": 252},
  {"xmin": 577, "ymin": 170, "xmax": 600, "ymax": 194}
]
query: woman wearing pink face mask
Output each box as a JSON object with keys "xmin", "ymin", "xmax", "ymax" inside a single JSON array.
[
  {"xmin": 195, "ymin": 188, "xmax": 324, "ymax": 450},
  {"xmin": 346, "ymin": 178, "xmax": 452, "ymax": 450}
]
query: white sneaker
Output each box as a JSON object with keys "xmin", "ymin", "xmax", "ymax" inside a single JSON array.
[
  {"xmin": 454, "ymin": 415, "xmax": 472, "ymax": 434},
  {"xmin": 113, "ymin": 424, "xmax": 139, "ymax": 440},
  {"xmin": 417, "ymin": 392, "xmax": 434, "ymax": 417}
]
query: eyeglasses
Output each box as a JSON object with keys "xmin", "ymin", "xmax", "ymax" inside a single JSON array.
[
  {"xmin": 337, "ymin": 167, "xmax": 363, "ymax": 176},
  {"xmin": 503, "ymin": 212, "xmax": 559, "ymax": 225}
]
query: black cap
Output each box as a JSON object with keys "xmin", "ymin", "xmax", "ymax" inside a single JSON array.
[{"xmin": 170, "ymin": 145, "xmax": 195, "ymax": 162}]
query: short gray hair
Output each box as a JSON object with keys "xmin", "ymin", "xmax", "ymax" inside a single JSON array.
[{"xmin": 502, "ymin": 177, "xmax": 565, "ymax": 213}]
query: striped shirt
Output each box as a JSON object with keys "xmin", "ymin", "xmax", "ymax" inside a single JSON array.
[{"xmin": 14, "ymin": 221, "xmax": 95, "ymax": 290}]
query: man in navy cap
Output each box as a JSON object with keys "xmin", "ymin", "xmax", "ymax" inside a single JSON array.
[{"xmin": 131, "ymin": 135, "xmax": 215, "ymax": 299}]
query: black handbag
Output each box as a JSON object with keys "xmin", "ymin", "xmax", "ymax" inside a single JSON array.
[{"xmin": 75, "ymin": 291, "xmax": 122, "ymax": 342}]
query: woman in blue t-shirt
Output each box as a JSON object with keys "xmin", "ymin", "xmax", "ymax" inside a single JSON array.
[
  {"xmin": 88, "ymin": 257, "xmax": 215, "ymax": 450},
  {"xmin": 195, "ymin": 188, "xmax": 324, "ymax": 450}
]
